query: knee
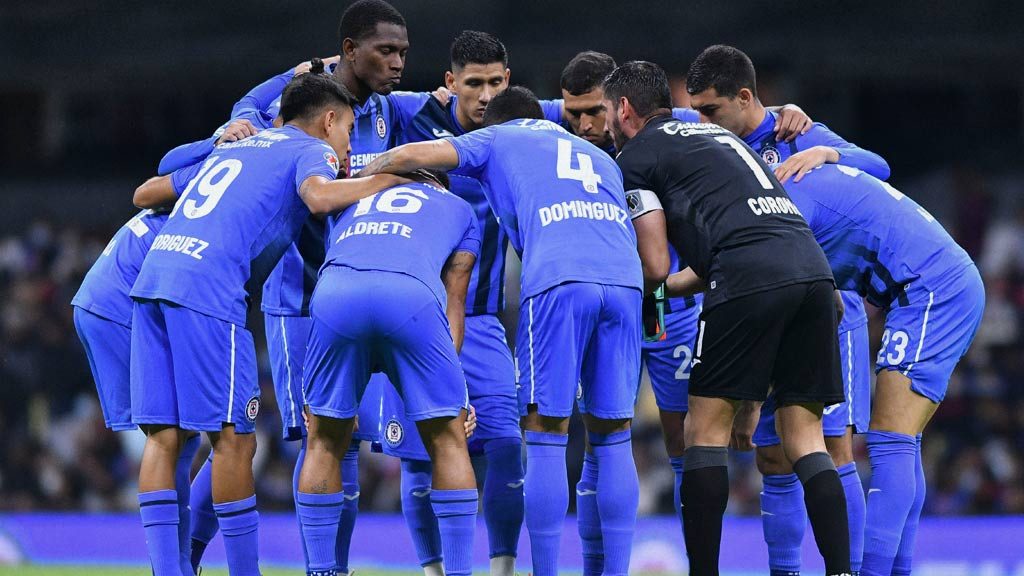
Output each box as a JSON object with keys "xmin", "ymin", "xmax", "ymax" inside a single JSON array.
[
  {"xmin": 825, "ymin": 437, "xmax": 854, "ymax": 467},
  {"xmin": 583, "ymin": 415, "xmax": 631, "ymax": 436},
  {"xmin": 756, "ymin": 445, "xmax": 793, "ymax": 476},
  {"xmin": 212, "ymin": 429, "xmax": 257, "ymax": 460}
]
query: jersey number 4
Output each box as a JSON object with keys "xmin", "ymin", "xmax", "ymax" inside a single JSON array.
[
  {"xmin": 557, "ymin": 139, "xmax": 602, "ymax": 194},
  {"xmin": 172, "ymin": 156, "xmax": 243, "ymax": 219}
]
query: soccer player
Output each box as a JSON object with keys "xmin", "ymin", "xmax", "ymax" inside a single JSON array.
[
  {"xmin": 129, "ymin": 72, "xmax": 404, "ymax": 576},
  {"xmin": 605, "ymin": 61, "xmax": 851, "ymax": 576},
  {"xmin": 72, "ymin": 209, "xmax": 199, "ymax": 576},
  {"xmin": 373, "ymin": 31, "xmax": 526, "ymax": 576},
  {"xmin": 556, "ymin": 50, "xmax": 813, "ymax": 575},
  {"xmin": 685, "ymin": 44, "xmax": 891, "ymax": 576},
  {"xmin": 299, "ymin": 170, "xmax": 481, "ymax": 576},
  {"xmin": 361, "ymin": 86, "xmax": 645, "ymax": 576},
  {"xmin": 779, "ymin": 164, "xmax": 984, "ymax": 576}
]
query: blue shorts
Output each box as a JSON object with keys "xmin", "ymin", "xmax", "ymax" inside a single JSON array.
[
  {"xmin": 354, "ymin": 374, "xmax": 384, "ymax": 443},
  {"xmin": 754, "ymin": 320, "xmax": 872, "ymax": 446},
  {"xmin": 303, "ymin": 267, "xmax": 469, "ymax": 423},
  {"xmin": 380, "ymin": 314, "xmax": 520, "ymax": 460},
  {"xmin": 74, "ymin": 307, "xmax": 134, "ymax": 431},
  {"xmin": 265, "ymin": 314, "xmax": 312, "ymax": 441},
  {"xmin": 516, "ymin": 282, "xmax": 642, "ymax": 420},
  {"xmin": 876, "ymin": 264, "xmax": 985, "ymax": 403},
  {"xmin": 640, "ymin": 304, "xmax": 701, "ymax": 413},
  {"xmin": 130, "ymin": 300, "xmax": 260, "ymax": 433}
]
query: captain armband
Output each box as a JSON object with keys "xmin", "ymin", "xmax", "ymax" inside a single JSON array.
[{"xmin": 625, "ymin": 189, "xmax": 662, "ymax": 220}]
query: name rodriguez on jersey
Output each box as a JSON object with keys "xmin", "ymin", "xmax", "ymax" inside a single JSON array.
[{"xmin": 149, "ymin": 233, "xmax": 210, "ymax": 260}]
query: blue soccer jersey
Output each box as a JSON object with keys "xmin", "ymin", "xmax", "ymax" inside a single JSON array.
[
  {"xmin": 73, "ymin": 210, "xmax": 169, "ymax": 326},
  {"xmin": 449, "ymin": 119, "xmax": 643, "ymax": 298},
  {"xmin": 131, "ymin": 125, "xmax": 340, "ymax": 326},
  {"xmin": 324, "ymin": 181, "xmax": 480, "ymax": 307},
  {"xmin": 388, "ymin": 92, "xmax": 509, "ymax": 316}
]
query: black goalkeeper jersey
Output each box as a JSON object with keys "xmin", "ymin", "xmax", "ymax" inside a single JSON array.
[{"xmin": 617, "ymin": 115, "xmax": 833, "ymax": 310}]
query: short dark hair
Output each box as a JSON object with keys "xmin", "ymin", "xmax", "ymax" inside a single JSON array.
[
  {"xmin": 279, "ymin": 71, "xmax": 355, "ymax": 123},
  {"xmin": 686, "ymin": 44, "xmax": 757, "ymax": 98},
  {"xmin": 482, "ymin": 86, "xmax": 543, "ymax": 127},
  {"xmin": 338, "ymin": 0, "xmax": 406, "ymax": 43},
  {"xmin": 450, "ymin": 30, "xmax": 508, "ymax": 70},
  {"xmin": 560, "ymin": 51, "xmax": 617, "ymax": 96},
  {"xmin": 407, "ymin": 168, "xmax": 450, "ymax": 190},
  {"xmin": 602, "ymin": 61, "xmax": 672, "ymax": 118}
]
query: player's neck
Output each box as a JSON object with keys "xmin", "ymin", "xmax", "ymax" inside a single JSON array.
[
  {"xmin": 740, "ymin": 103, "xmax": 767, "ymax": 138},
  {"xmin": 454, "ymin": 105, "xmax": 479, "ymax": 133},
  {"xmin": 336, "ymin": 64, "xmax": 373, "ymax": 104}
]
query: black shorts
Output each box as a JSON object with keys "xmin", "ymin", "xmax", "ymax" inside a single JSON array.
[{"xmin": 689, "ymin": 280, "xmax": 843, "ymax": 405}]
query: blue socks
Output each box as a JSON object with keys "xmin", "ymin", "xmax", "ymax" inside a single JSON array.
[
  {"xmin": 669, "ymin": 455, "xmax": 685, "ymax": 530},
  {"xmin": 400, "ymin": 458, "xmax": 443, "ymax": 567},
  {"xmin": 176, "ymin": 435, "xmax": 200, "ymax": 576},
  {"xmin": 297, "ymin": 491, "xmax": 344, "ymax": 575},
  {"xmin": 430, "ymin": 489, "xmax": 479, "ymax": 576},
  {"xmin": 761, "ymin": 473, "xmax": 804, "ymax": 576},
  {"xmin": 590, "ymin": 429, "xmax": 638, "ymax": 576},
  {"xmin": 524, "ymin": 430, "xmax": 568, "ymax": 576},
  {"xmin": 838, "ymin": 462, "xmax": 866, "ymax": 575},
  {"xmin": 892, "ymin": 434, "xmax": 925, "ymax": 576},
  {"xmin": 337, "ymin": 442, "xmax": 361, "ymax": 574},
  {"xmin": 483, "ymin": 436, "xmax": 525, "ymax": 559},
  {"xmin": 139, "ymin": 489, "xmax": 181, "ymax": 576},
  {"xmin": 576, "ymin": 452, "xmax": 603, "ymax": 576},
  {"xmin": 214, "ymin": 495, "xmax": 260, "ymax": 576},
  {"xmin": 862, "ymin": 430, "xmax": 918, "ymax": 576},
  {"xmin": 189, "ymin": 454, "xmax": 217, "ymax": 572}
]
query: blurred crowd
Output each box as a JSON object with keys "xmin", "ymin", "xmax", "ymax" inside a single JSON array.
[{"xmin": 1, "ymin": 167, "xmax": 1023, "ymax": 516}]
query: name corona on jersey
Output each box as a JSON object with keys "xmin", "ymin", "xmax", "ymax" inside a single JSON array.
[
  {"xmin": 335, "ymin": 220, "xmax": 413, "ymax": 242},
  {"xmin": 538, "ymin": 200, "xmax": 629, "ymax": 228},
  {"xmin": 659, "ymin": 121, "xmax": 728, "ymax": 137},
  {"xmin": 747, "ymin": 195, "xmax": 803, "ymax": 217},
  {"xmin": 149, "ymin": 233, "xmax": 210, "ymax": 260}
]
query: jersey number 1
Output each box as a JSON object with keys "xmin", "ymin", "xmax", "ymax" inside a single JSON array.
[{"xmin": 714, "ymin": 136, "xmax": 774, "ymax": 190}]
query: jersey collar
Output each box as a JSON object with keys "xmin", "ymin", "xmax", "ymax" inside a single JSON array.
[
  {"xmin": 446, "ymin": 96, "xmax": 469, "ymax": 136},
  {"xmin": 743, "ymin": 109, "xmax": 778, "ymax": 147}
]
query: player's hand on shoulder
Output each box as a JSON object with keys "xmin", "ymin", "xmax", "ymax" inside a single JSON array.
[
  {"xmin": 773, "ymin": 145, "xmax": 839, "ymax": 183},
  {"xmin": 215, "ymin": 119, "xmax": 259, "ymax": 145},
  {"xmin": 729, "ymin": 400, "xmax": 761, "ymax": 451},
  {"xmin": 464, "ymin": 405, "xmax": 477, "ymax": 438},
  {"xmin": 432, "ymin": 86, "xmax": 452, "ymax": 106},
  {"xmin": 294, "ymin": 55, "xmax": 340, "ymax": 76},
  {"xmin": 774, "ymin": 104, "xmax": 812, "ymax": 142}
]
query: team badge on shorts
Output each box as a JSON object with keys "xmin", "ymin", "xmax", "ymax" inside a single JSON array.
[
  {"xmin": 376, "ymin": 114, "xmax": 387, "ymax": 139},
  {"xmin": 245, "ymin": 397, "xmax": 260, "ymax": 422},
  {"xmin": 385, "ymin": 418, "xmax": 404, "ymax": 447},
  {"xmin": 324, "ymin": 151, "xmax": 341, "ymax": 175},
  {"xmin": 760, "ymin": 146, "xmax": 781, "ymax": 165}
]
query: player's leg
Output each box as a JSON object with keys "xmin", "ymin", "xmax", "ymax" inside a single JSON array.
[
  {"xmin": 336, "ymin": 439, "xmax": 362, "ymax": 576},
  {"xmin": 826, "ymin": 430, "xmax": 863, "ymax": 576},
  {"xmin": 575, "ymin": 439, "xmax": 603, "ymax": 576},
  {"xmin": 577, "ymin": 284, "xmax": 643, "ymax": 576},
  {"xmin": 130, "ymin": 300, "xmax": 187, "ymax": 576},
  {"xmin": 189, "ymin": 452, "xmax": 217, "ymax": 572},
  {"xmin": 385, "ymin": 271, "xmax": 479, "ymax": 576},
  {"xmin": 863, "ymin": 267, "xmax": 984, "ymax": 576},
  {"xmin": 299, "ymin": 267, "xmax": 375, "ymax": 576},
  {"xmin": 517, "ymin": 283, "xmax": 600, "ymax": 576},
  {"xmin": 461, "ymin": 315, "xmax": 523, "ymax": 576},
  {"xmin": 774, "ymin": 281, "xmax": 850, "ymax": 576},
  {"xmin": 683, "ymin": 285, "xmax": 786, "ymax": 575},
  {"xmin": 754, "ymin": 403, "xmax": 806, "ymax": 576}
]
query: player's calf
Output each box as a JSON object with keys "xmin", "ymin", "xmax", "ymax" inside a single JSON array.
[
  {"xmin": 584, "ymin": 415, "xmax": 638, "ymax": 576},
  {"xmin": 297, "ymin": 413, "xmax": 356, "ymax": 576}
]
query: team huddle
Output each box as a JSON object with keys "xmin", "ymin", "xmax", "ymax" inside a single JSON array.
[{"xmin": 70, "ymin": 2, "xmax": 986, "ymax": 576}]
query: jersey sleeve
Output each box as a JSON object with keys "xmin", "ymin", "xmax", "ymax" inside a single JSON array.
[
  {"xmin": 170, "ymin": 161, "xmax": 205, "ymax": 196},
  {"xmin": 158, "ymin": 136, "xmax": 218, "ymax": 175},
  {"xmin": 448, "ymin": 126, "xmax": 498, "ymax": 178},
  {"xmin": 617, "ymin": 145, "xmax": 662, "ymax": 220},
  {"xmin": 455, "ymin": 204, "xmax": 482, "ymax": 257},
  {"xmin": 796, "ymin": 123, "xmax": 891, "ymax": 180},
  {"xmin": 540, "ymin": 99, "xmax": 564, "ymax": 123},
  {"xmin": 231, "ymin": 68, "xmax": 293, "ymax": 120},
  {"xmin": 388, "ymin": 91, "xmax": 432, "ymax": 131},
  {"xmin": 294, "ymin": 142, "xmax": 342, "ymax": 190},
  {"xmin": 671, "ymin": 107, "xmax": 700, "ymax": 123}
]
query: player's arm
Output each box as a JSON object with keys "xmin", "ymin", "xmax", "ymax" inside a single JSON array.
[
  {"xmin": 441, "ymin": 250, "xmax": 476, "ymax": 353},
  {"xmin": 134, "ymin": 175, "xmax": 178, "ymax": 209},
  {"xmin": 627, "ymin": 189, "xmax": 671, "ymax": 294},
  {"xmin": 359, "ymin": 140, "xmax": 460, "ymax": 177},
  {"xmin": 774, "ymin": 124, "xmax": 890, "ymax": 183},
  {"xmin": 298, "ymin": 173, "xmax": 409, "ymax": 217},
  {"xmin": 665, "ymin": 266, "xmax": 707, "ymax": 298}
]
